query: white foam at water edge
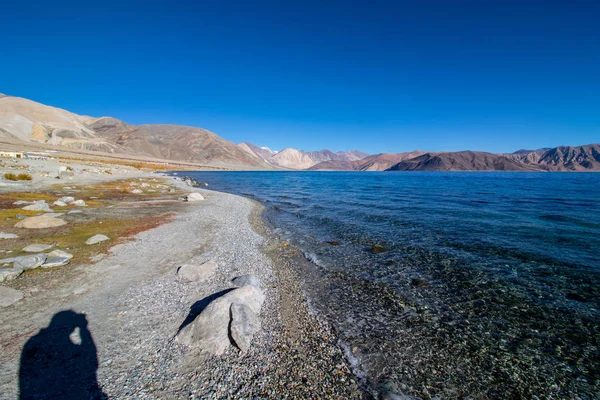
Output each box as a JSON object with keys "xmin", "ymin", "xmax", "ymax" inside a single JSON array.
[{"xmin": 303, "ymin": 252, "xmax": 326, "ymax": 268}]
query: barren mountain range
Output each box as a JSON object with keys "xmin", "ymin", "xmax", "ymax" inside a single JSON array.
[{"xmin": 0, "ymin": 94, "xmax": 598, "ymax": 171}]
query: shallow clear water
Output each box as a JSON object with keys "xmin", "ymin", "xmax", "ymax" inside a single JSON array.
[{"xmin": 177, "ymin": 171, "xmax": 600, "ymax": 398}]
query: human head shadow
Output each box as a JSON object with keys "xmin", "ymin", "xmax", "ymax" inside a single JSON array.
[
  {"xmin": 19, "ymin": 310, "xmax": 106, "ymax": 400},
  {"xmin": 177, "ymin": 288, "xmax": 235, "ymax": 334}
]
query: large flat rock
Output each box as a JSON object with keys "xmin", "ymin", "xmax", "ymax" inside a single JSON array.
[{"xmin": 14, "ymin": 215, "xmax": 67, "ymax": 229}]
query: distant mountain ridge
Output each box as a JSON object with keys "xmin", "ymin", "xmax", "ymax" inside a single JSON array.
[
  {"xmin": 0, "ymin": 94, "xmax": 598, "ymax": 171},
  {"xmin": 238, "ymin": 142, "xmax": 369, "ymax": 169}
]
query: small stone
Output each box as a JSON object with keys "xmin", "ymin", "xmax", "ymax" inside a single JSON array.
[
  {"xmin": 22, "ymin": 244, "xmax": 53, "ymax": 253},
  {"xmin": 46, "ymin": 250, "xmax": 73, "ymax": 259},
  {"xmin": 22, "ymin": 202, "xmax": 53, "ymax": 212},
  {"xmin": 230, "ymin": 303, "xmax": 257, "ymax": 352},
  {"xmin": 13, "ymin": 200, "xmax": 32, "ymax": 205},
  {"xmin": 53, "ymin": 200, "xmax": 67, "ymax": 207},
  {"xmin": 85, "ymin": 234, "xmax": 109, "ymax": 245},
  {"xmin": 59, "ymin": 196, "xmax": 75, "ymax": 203},
  {"xmin": 185, "ymin": 193, "xmax": 204, "ymax": 202},
  {"xmin": 131, "ymin": 189, "xmax": 143, "ymax": 194},
  {"xmin": 0, "ymin": 266, "xmax": 24, "ymax": 282},
  {"xmin": 15, "ymin": 215, "xmax": 67, "ymax": 229},
  {"xmin": 14, "ymin": 253, "xmax": 46, "ymax": 270},
  {"xmin": 371, "ymin": 244, "xmax": 387, "ymax": 254},
  {"xmin": 231, "ymin": 275, "xmax": 261, "ymax": 288},
  {"xmin": 177, "ymin": 261, "xmax": 217, "ymax": 282},
  {"xmin": 70, "ymin": 200, "xmax": 87, "ymax": 207},
  {"xmin": 15, "ymin": 214, "xmax": 27, "ymax": 220},
  {"xmin": 41, "ymin": 257, "xmax": 70, "ymax": 268},
  {"xmin": 68, "ymin": 210, "xmax": 83, "ymax": 214},
  {"xmin": 0, "ymin": 286, "xmax": 24, "ymax": 307},
  {"xmin": 0, "ymin": 232, "xmax": 18, "ymax": 239}
]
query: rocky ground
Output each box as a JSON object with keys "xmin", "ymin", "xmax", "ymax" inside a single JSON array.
[{"xmin": 0, "ymin": 157, "xmax": 367, "ymax": 399}]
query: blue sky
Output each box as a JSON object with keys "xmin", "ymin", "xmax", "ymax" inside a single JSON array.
[{"xmin": 1, "ymin": 0, "xmax": 598, "ymax": 153}]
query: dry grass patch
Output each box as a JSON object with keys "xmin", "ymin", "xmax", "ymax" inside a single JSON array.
[{"xmin": 3, "ymin": 173, "xmax": 32, "ymax": 181}]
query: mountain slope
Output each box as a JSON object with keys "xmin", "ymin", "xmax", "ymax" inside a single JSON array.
[
  {"xmin": 0, "ymin": 96, "xmax": 123, "ymax": 152},
  {"xmin": 309, "ymin": 151, "xmax": 424, "ymax": 171},
  {"xmin": 0, "ymin": 95, "xmax": 273, "ymax": 168},
  {"xmin": 241, "ymin": 144, "xmax": 370, "ymax": 169},
  {"xmin": 388, "ymin": 151, "xmax": 540, "ymax": 171}
]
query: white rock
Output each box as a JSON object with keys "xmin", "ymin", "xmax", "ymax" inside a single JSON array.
[
  {"xmin": 0, "ymin": 266, "xmax": 24, "ymax": 283},
  {"xmin": 0, "ymin": 286, "xmax": 24, "ymax": 307},
  {"xmin": 231, "ymin": 274, "xmax": 261, "ymax": 288},
  {"xmin": 59, "ymin": 196, "xmax": 75, "ymax": 203},
  {"xmin": 0, "ymin": 232, "xmax": 18, "ymax": 239},
  {"xmin": 22, "ymin": 202, "xmax": 53, "ymax": 212},
  {"xmin": 70, "ymin": 200, "xmax": 87, "ymax": 207},
  {"xmin": 13, "ymin": 200, "xmax": 32, "ymax": 205},
  {"xmin": 175, "ymin": 285, "xmax": 265, "ymax": 355},
  {"xmin": 46, "ymin": 249, "xmax": 73, "ymax": 259},
  {"xmin": 22, "ymin": 244, "xmax": 53, "ymax": 253},
  {"xmin": 68, "ymin": 210, "xmax": 83, "ymax": 214},
  {"xmin": 14, "ymin": 215, "xmax": 67, "ymax": 229},
  {"xmin": 177, "ymin": 261, "xmax": 217, "ymax": 282},
  {"xmin": 186, "ymin": 193, "xmax": 204, "ymax": 202},
  {"xmin": 14, "ymin": 253, "xmax": 46, "ymax": 270},
  {"xmin": 230, "ymin": 303, "xmax": 257, "ymax": 352},
  {"xmin": 85, "ymin": 234, "xmax": 109, "ymax": 245},
  {"xmin": 131, "ymin": 189, "xmax": 143, "ymax": 194},
  {"xmin": 41, "ymin": 257, "xmax": 70, "ymax": 268},
  {"xmin": 53, "ymin": 200, "xmax": 67, "ymax": 207}
]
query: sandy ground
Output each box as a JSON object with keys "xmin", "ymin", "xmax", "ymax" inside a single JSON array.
[{"xmin": 0, "ymin": 159, "xmax": 367, "ymax": 399}]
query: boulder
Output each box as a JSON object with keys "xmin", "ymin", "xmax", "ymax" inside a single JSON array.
[
  {"xmin": 22, "ymin": 244, "xmax": 53, "ymax": 253},
  {"xmin": 0, "ymin": 286, "xmax": 23, "ymax": 307},
  {"xmin": 53, "ymin": 200, "xmax": 67, "ymax": 207},
  {"xmin": 14, "ymin": 253, "xmax": 46, "ymax": 270},
  {"xmin": 14, "ymin": 215, "xmax": 67, "ymax": 229},
  {"xmin": 231, "ymin": 274, "xmax": 261, "ymax": 288},
  {"xmin": 70, "ymin": 200, "xmax": 87, "ymax": 207},
  {"xmin": 47, "ymin": 249, "xmax": 73, "ymax": 259},
  {"xmin": 58, "ymin": 196, "xmax": 75, "ymax": 203},
  {"xmin": 22, "ymin": 202, "xmax": 53, "ymax": 212},
  {"xmin": 0, "ymin": 266, "xmax": 24, "ymax": 282},
  {"xmin": 0, "ymin": 232, "xmax": 18, "ymax": 239},
  {"xmin": 177, "ymin": 261, "xmax": 217, "ymax": 282},
  {"xmin": 41, "ymin": 257, "xmax": 70, "ymax": 268},
  {"xmin": 186, "ymin": 193, "xmax": 204, "ymax": 202},
  {"xmin": 230, "ymin": 303, "xmax": 257, "ymax": 352},
  {"xmin": 85, "ymin": 234, "xmax": 109, "ymax": 245},
  {"xmin": 175, "ymin": 285, "xmax": 265, "ymax": 355}
]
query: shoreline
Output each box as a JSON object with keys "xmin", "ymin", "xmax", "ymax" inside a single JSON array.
[{"xmin": 0, "ymin": 161, "xmax": 367, "ymax": 398}]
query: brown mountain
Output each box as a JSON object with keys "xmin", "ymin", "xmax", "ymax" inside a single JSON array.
[
  {"xmin": 388, "ymin": 145, "xmax": 600, "ymax": 171},
  {"xmin": 388, "ymin": 151, "xmax": 540, "ymax": 171},
  {"xmin": 0, "ymin": 95, "xmax": 272, "ymax": 169},
  {"xmin": 309, "ymin": 151, "xmax": 424, "ymax": 171}
]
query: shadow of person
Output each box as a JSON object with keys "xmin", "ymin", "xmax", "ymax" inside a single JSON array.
[{"xmin": 19, "ymin": 310, "xmax": 106, "ymax": 399}]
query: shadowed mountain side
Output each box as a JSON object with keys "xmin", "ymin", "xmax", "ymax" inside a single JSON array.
[
  {"xmin": 387, "ymin": 151, "xmax": 541, "ymax": 171},
  {"xmin": 309, "ymin": 152, "xmax": 424, "ymax": 171},
  {"xmin": 506, "ymin": 144, "xmax": 600, "ymax": 171}
]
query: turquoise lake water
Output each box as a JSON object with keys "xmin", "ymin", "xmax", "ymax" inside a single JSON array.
[{"xmin": 176, "ymin": 171, "xmax": 600, "ymax": 398}]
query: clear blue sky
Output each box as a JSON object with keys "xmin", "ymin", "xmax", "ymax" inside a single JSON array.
[{"xmin": 1, "ymin": 0, "xmax": 598, "ymax": 153}]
